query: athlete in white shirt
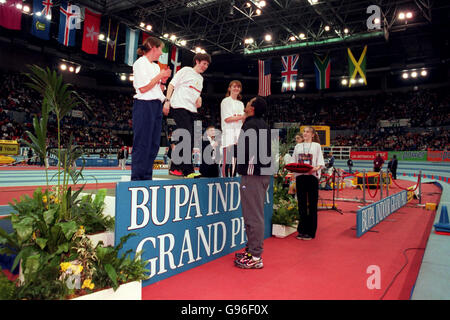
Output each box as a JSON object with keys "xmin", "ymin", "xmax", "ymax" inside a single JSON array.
[
  {"xmin": 131, "ymin": 37, "xmax": 171, "ymax": 181},
  {"xmin": 163, "ymin": 53, "xmax": 211, "ymax": 178},
  {"xmin": 220, "ymin": 80, "xmax": 245, "ymax": 177}
]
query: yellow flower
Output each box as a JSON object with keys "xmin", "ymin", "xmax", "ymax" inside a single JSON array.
[
  {"xmin": 42, "ymin": 195, "xmax": 47, "ymax": 203},
  {"xmin": 32, "ymin": 231, "xmax": 37, "ymax": 240},
  {"xmin": 60, "ymin": 262, "xmax": 71, "ymax": 272},
  {"xmin": 82, "ymin": 279, "xmax": 95, "ymax": 290}
]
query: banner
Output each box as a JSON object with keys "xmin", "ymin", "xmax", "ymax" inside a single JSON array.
[
  {"xmin": 427, "ymin": 150, "xmax": 450, "ymax": 162},
  {"xmin": 348, "ymin": 45, "xmax": 367, "ymax": 87},
  {"xmin": 124, "ymin": 27, "xmax": 139, "ymax": 66},
  {"xmin": 105, "ymin": 19, "xmax": 119, "ymax": 61},
  {"xmin": 350, "ymin": 151, "xmax": 388, "ymax": 161},
  {"xmin": 115, "ymin": 177, "xmax": 274, "ymax": 286},
  {"xmin": 281, "ymin": 54, "xmax": 299, "ymax": 92},
  {"xmin": 313, "ymin": 53, "xmax": 331, "ymax": 90},
  {"xmin": 30, "ymin": 0, "xmax": 52, "ymax": 40},
  {"xmin": 379, "ymin": 119, "xmax": 411, "ymax": 127},
  {"xmin": 81, "ymin": 8, "xmax": 101, "ymax": 55},
  {"xmin": 170, "ymin": 45, "xmax": 182, "ymax": 76},
  {"xmin": 356, "ymin": 190, "xmax": 407, "ymax": 237},
  {"xmin": 58, "ymin": 1, "xmax": 80, "ymax": 47},
  {"xmin": 387, "ymin": 151, "xmax": 427, "ymax": 162},
  {"xmin": 0, "ymin": 0, "xmax": 22, "ymax": 30}
]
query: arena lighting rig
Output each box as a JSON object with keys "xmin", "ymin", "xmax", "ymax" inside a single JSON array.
[{"xmin": 59, "ymin": 60, "xmax": 81, "ymax": 74}]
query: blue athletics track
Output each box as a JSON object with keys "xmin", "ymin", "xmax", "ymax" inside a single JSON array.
[{"xmin": 0, "ymin": 161, "xmax": 449, "ymax": 300}]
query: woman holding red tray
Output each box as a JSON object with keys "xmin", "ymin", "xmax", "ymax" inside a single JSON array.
[{"xmin": 288, "ymin": 126, "xmax": 325, "ymax": 240}]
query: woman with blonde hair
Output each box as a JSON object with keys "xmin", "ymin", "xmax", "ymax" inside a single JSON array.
[
  {"xmin": 290, "ymin": 126, "xmax": 325, "ymax": 240},
  {"xmin": 131, "ymin": 37, "xmax": 171, "ymax": 180},
  {"xmin": 220, "ymin": 80, "xmax": 245, "ymax": 177}
]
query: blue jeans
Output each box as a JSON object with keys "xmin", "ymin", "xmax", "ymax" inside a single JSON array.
[{"xmin": 131, "ymin": 99, "xmax": 162, "ymax": 181}]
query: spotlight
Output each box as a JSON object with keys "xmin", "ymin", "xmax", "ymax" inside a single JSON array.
[
  {"xmin": 264, "ymin": 34, "xmax": 272, "ymax": 41},
  {"xmin": 180, "ymin": 40, "xmax": 187, "ymax": 46},
  {"xmin": 343, "ymin": 28, "xmax": 349, "ymax": 34},
  {"xmin": 200, "ymin": 49, "xmax": 206, "ymax": 54},
  {"xmin": 60, "ymin": 64, "xmax": 67, "ymax": 71},
  {"xmin": 299, "ymin": 33, "xmax": 306, "ymax": 39},
  {"xmin": 350, "ymin": 79, "xmax": 356, "ymax": 84},
  {"xmin": 406, "ymin": 12, "xmax": 413, "ymax": 19},
  {"xmin": 23, "ymin": 5, "xmax": 30, "ymax": 12},
  {"xmin": 170, "ymin": 34, "xmax": 176, "ymax": 41},
  {"xmin": 46, "ymin": 14, "xmax": 51, "ymax": 20},
  {"xmin": 244, "ymin": 38, "xmax": 254, "ymax": 44},
  {"xmin": 140, "ymin": 22, "xmax": 145, "ymax": 28},
  {"xmin": 402, "ymin": 72, "xmax": 409, "ymax": 79},
  {"xmin": 341, "ymin": 79, "xmax": 348, "ymax": 85},
  {"xmin": 246, "ymin": 2, "xmax": 251, "ymax": 8},
  {"xmin": 129, "ymin": 75, "xmax": 134, "ymax": 81},
  {"xmin": 289, "ymin": 36, "xmax": 296, "ymax": 42},
  {"xmin": 0, "ymin": 0, "xmax": 6, "ymax": 4},
  {"xmin": 298, "ymin": 81, "xmax": 305, "ymax": 88},
  {"xmin": 411, "ymin": 71, "xmax": 417, "ymax": 78},
  {"xmin": 99, "ymin": 34, "xmax": 105, "ymax": 40},
  {"xmin": 75, "ymin": 66, "xmax": 81, "ymax": 74},
  {"xmin": 420, "ymin": 70, "xmax": 427, "ymax": 77},
  {"xmin": 163, "ymin": 33, "xmax": 169, "ymax": 38},
  {"xmin": 374, "ymin": 18, "xmax": 380, "ymax": 24},
  {"xmin": 35, "ymin": 11, "xmax": 42, "ymax": 16},
  {"xmin": 16, "ymin": 3, "xmax": 22, "ymax": 10},
  {"xmin": 69, "ymin": 66, "xmax": 74, "ymax": 72},
  {"xmin": 146, "ymin": 25, "xmax": 152, "ymax": 31},
  {"xmin": 358, "ymin": 78, "xmax": 364, "ymax": 84},
  {"xmin": 120, "ymin": 75, "xmax": 126, "ymax": 81},
  {"xmin": 324, "ymin": 26, "xmax": 330, "ymax": 31},
  {"xmin": 398, "ymin": 12, "xmax": 405, "ymax": 20},
  {"xmin": 195, "ymin": 47, "xmax": 202, "ymax": 53},
  {"xmin": 255, "ymin": 9, "xmax": 261, "ymax": 15},
  {"xmin": 259, "ymin": 1, "xmax": 266, "ymax": 7}
]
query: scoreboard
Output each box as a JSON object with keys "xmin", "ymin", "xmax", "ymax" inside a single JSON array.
[{"xmin": 299, "ymin": 126, "xmax": 330, "ymax": 147}]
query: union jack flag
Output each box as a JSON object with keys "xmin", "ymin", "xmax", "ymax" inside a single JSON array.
[
  {"xmin": 281, "ymin": 54, "xmax": 299, "ymax": 92},
  {"xmin": 41, "ymin": 0, "xmax": 53, "ymax": 16},
  {"xmin": 258, "ymin": 59, "xmax": 271, "ymax": 97}
]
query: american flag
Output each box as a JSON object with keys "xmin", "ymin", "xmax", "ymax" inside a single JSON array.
[
  {"xmin": 281, "ymin": 54, "xmax": 299, "ymax": 92},
  {"xmin": 258, "ymin": 59, "xmax": 271, "ymax": 97}
]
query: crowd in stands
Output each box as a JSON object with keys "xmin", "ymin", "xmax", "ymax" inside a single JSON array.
[{"xmin": 1, "ymin": 70, "xmax": 449, "ymax": 152}]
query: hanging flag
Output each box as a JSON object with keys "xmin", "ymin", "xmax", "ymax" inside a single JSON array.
[
  {"xmin": 313, "ymin": 53, "xmax": 331, "ymax": 90},
  {"xmin": 142, "ymin": 32, "xmax": 149, "ymax": 44},
  {"xmin": 158, "ymin": 42, "xmax": 169, "ymax": 69},
  {"xmin": 105, "ymin": 19, "xmax": 119, "ymax": 61},
  {"xmin": 81, "ymin": 8, "xmax": 101, "ymax": 55},
  {"xmin": 124, "ymin": 27, "xmax": 139, "ymax": 66},
  {"xmin": 170, "ymin": 45, "xmax": 182, "ymax": 75},
  {"xmin": 30, "ymin": 0, "xmax": 52, "ymax": 40},
  {"xmin": 0, "ymin": 0, "xmax": 22, "ymax": 30},
  {"xmin": 258, "ymin": 59, "xmax": 271, "ymax": 97},
  {"xmin": 58, "ymin": 1, "xmax": 80, "ymax": 47},
  {"xmin": 348, "ymin": 45, "xmax": 367, "ymax": 87},
  {"xmin": 281, "ymin": 54, "xmax": 299, "ymax": 92}
]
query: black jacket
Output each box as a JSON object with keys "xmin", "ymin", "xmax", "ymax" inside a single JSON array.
[
  {"xmin": 236, "ymin": 116, "xmax": 272, "ymax": 176},
  {"xmin": 199, "ymin": 138, "xmax": 220, "ymax": 177}
]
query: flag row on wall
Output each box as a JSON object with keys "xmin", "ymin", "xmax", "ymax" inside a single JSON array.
[
  {"xmin": 0, "ymin": 0, "xmax": 183, "ymax": 70},
  {"xmin": 257, "ymin": 46, "xmax": 368, "ymax": 96}
]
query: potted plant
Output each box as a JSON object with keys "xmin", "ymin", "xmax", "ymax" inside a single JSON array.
[
  {"xmin": 272, "ymin": 126, "xmax": 299, "ymax": 238},
  {"xmin": 0, "ymin": 66, "xmax": 147, "ymax": 299}
]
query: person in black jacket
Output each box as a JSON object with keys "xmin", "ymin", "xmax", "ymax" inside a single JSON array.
[
  {"xmin": 234, "ymin": 96, "xmax": 273, "ymax": 269},
  {"xmin": 199, "ymin": 125, "xmax": 220, "ymax": 178},
  {"xmin": 387, "ymin": 155, "xmax": 398, "ymax": 180}
]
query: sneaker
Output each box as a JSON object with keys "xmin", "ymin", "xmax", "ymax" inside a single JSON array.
[
  {"xmin": 296, "ymin": 233, "xmax": 313, "ymax": 240},
  {"xmin": 234, "ymin": 247, "xmax": 249, "ymax": 260},
  {"xmin": 186, "ymin": 172, "xmax": 201, "ymax": 178},
  {"xmin": 235, "ymin": 254, "xmax": 263, "ymax": 269},
  {"xmin": 169, "ymin": 169, "xmax": 183, "ymax": 176}
]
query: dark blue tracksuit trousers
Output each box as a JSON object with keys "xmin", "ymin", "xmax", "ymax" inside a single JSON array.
[{"xmin": 131, "ymin": 99, "xmax": 162, "ymax": 181}]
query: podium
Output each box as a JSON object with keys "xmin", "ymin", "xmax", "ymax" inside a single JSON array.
[{"xmin": 354, "ymin": 172, "xmax": 391, "ymax": 189}]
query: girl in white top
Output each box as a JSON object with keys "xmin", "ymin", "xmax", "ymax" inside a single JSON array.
[
  {"xmin": 291, "ymin": 126, "xmax": 325, "ymax": 240},
  {"xmin": 131, "ymin": 37, "xmax": 171, "ymax": 181},
  {"xmin": 220, "ymin": 80, "xmax": 245, "ymax": 177}
]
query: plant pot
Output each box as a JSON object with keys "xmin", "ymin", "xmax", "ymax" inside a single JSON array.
[
  {"xmin": 71, "ymin": 280, "xmax": 142, "ymax": 300},
  {"xmin": 272, "ymin": 224, "xmax": 297, "ymax": 238},
  {"xmin": 86, "ymin": 231, "xmax": 114, "ymax": 247}
]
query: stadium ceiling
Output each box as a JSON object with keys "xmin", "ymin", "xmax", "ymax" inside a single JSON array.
[{"xmin": 73, "ymin": 0, "xmax": 449, "ymax": 57}]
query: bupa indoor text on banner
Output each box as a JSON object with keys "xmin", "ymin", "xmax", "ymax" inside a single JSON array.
[{"xmin": 115, "ymin": 177, "xmax": 274, "ymax": 287}]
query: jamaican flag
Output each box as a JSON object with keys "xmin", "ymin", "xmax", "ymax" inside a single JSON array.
[
  {"xmin": 313, "ymin": 53, "xmax": 331, "ymax": 90},
  {"xmin": 348, "ymin": 45, "xmax": 367, "ymax": 87}
]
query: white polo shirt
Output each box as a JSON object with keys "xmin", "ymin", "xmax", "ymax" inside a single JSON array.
[
  {"xmin": 169, "ymin": 67, "xmax": 203, "ymax": 113},
  {"xmin": 290, "ymin": 142, "xmax": 325, "ymax": 179},
  {"xmin": 132, "ymin": 56, "xmax": 165, "ymax": 102},
  {"xmin": 220, "ymin": 96, "xmax": 244, "ymax": 147}
]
